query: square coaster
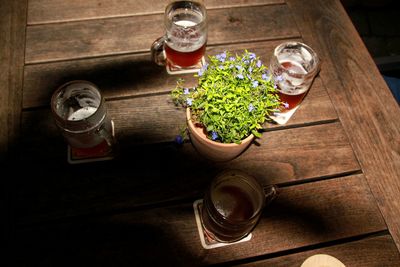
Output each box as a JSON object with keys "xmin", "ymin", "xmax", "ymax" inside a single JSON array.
[
  {"xmin": 166, "ymin": 57, "xmax": 206, "ymax": 75},
  {"xmin": 193, "ymin": 199, "xmax": 252, "ymax": 249},
  {"xmin": 269, "ymin": 105, "xmax": 300, "ymax": 125},
  {"xmin": 67, "ymin": 120, "xmax": 116, "ymax": 164}
]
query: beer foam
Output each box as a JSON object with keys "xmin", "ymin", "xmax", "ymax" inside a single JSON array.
[{"xmin": 68, "ymin": 106, "xmax": 97, "ymax": 121}]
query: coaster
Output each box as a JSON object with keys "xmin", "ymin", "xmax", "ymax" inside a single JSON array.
[
  {"xmin": 67, "ymin": 120, "xmax": 115, "ymax": 164},
  {"xmin": 301, "ymin": 254, "xmax": 345, "ymax": 267},
  {"xmin": 269, "ymin": 105, "xmax": 300, "ymax": 125},
  {"xmin": 193, "ymin": 199, "xmax": 252, "ymax": 249},
  {"xmin": 167, "ymin": 57, "xmax": 206, "ymax": 75}
]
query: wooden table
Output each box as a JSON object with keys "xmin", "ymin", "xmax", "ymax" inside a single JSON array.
[{"xmin": 3, "ymin": 0, "xmax": 400, "ymax": 265}]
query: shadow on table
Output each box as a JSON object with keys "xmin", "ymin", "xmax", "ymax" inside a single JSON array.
[{"xmin": 15, "ymin": 221, "xmax": 197, "ymax": 266}]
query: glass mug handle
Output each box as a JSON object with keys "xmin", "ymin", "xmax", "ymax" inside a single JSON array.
[
  {"xmin": 97, "ymin": 127, "xmax": 113, "ymax": 147},
  {"xmin": 151, "ymin": 36, "xmax": 167, "ymax": 66},
  {"xmin": 264, "ymin": 184, "xmax": 279, "ymax": 205}
]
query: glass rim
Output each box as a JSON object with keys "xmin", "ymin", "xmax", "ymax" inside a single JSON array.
[
  {"xmin": 50, "ymin": 80, "xmax": 106, "ymax": 133},
  {"xmin": 273, "ymin": 41, "xmax": 320, "ymax": 74},
  {"xmin": 165, "ymin": 0, "xmax": 207, "ymax": 29},
  {"xmin": 208, "ymin": 169, "xmax": 266, "ymax": 224}
]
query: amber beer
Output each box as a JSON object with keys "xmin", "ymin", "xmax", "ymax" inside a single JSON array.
[
  {"xmin": 164, "ymin": 2, "xmax": 207, "ymax": 69},
  {"xmin": 270, "ymin": 42, "xmax": 320, "ymax": 112},
  {"xmin": 276, "ymin": 61, "xmax": 309, "ymax": 111},
  {"xmin": 165, "ymin": 42, "xmax": 206, "ymax": 68},
  {"xmin": 151, "ymin": 1, "xmax": 207, "ymax": 69}
]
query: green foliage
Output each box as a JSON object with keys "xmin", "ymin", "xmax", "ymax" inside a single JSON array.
[{"xmin": 171, "ymin": 50, "xmax": 281, "ymax": 144}]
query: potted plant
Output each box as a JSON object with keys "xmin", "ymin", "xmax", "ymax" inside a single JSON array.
[{"xmin": 171, "ymin": 50, "xmax": 282, "ymax": 161}]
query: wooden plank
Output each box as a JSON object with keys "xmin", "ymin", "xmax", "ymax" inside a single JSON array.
[
  {"xmin": 20, "ymin": 87, "xmax": 338, "ymax": 159},
  {"xmin": 1, "ymin": 0, "xmax": 28, "ymax": 263},
  {"xmin": 23, "ymin": 39, "xmax": 333, "ymax": 115},
  {"xmin": 236, "ymin": 235, "xmax": 400, "ymax": 267},
  {"xmin": 25, "ymin": 4, "xmax": 300, "ymax": 63},
  {"xmin": 23, "ymin": 40, "xmax": 296, "ymax": 108},
  {"xmin": 14, "ymin": 175, "xmax": 386, "ymax": 266},
  {"xmin": 0, "ymin": 0, "xmax": 27, "ymax": 160},
  {"xmin": 286, "ymin": 0, "xmax": 400, "ymax": 251},
  {"xmin": 15, "ymin": 121, "xmax": 359, "ymax": 223},
  {"xmin": 28, "ymin": 0, "xmax": 284, "ymax": 25}
]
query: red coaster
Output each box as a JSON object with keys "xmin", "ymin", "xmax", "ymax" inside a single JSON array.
[{"xmin": 67, "ymin": 120, "xmax": 115, "ymax": 164}]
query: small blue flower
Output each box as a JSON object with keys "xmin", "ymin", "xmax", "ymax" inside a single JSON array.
[
  {"xmin": 283, "ymin": 102, "xmax": 290, "ymax": 109},
  {"xmin": 237, "ymin": 74, "xmax": 244, "ymax": 79},
  {"xmin": 275, "ymin": 75, "xmax": 284, "ymax": 82},
  {"xmin": 235, "ymin": 65, "xmax": 242, "ymax": 71},
  {"xmin": 216, "ymin": 52, "xmax": 227, "ymax": 62},
  {"xmin": 256, "ymin": 60, "xmax": 262, "ymax": 68},
  {"xmin": 252, "ymin": 80, "xmax": 259, "ymax": 88},
  {"xmin": 249, "ymin": 53, "xmax": 256, "ymax": 60},
  {"xmin": 248, "ymin": 103, "xmax": 254, "ymax": 112},
  {"xmin": 175, "ymin": 135, "xmax": 184, "ymax": 145},
  {"xmin": 198, "ymin": 68, "xmax": 204, "ymax": 76},
  {"xmin": 262, "ymin": 73, "xmax": 269, "ymax": 81},
  {"xmin": 229, "ymin": 57, "xmax": 235, "ymax": 61},
  {"xmin": 211, "ymin": 131, "xmax": 218, "ymax": 141},
  {"xmin": 186, "ymin": 98, "xmax": 193, "ymax": 106},
  {"xmin": 219, "ymin": 65, "xmax": 224, "ymax": 69},
  {"xmin": 249, "ymin": 66, "xmax": 253, "ymax": 73},
  {"xmin": 183, "ymin": 88, "xmax": 190, "ymax": 95}
]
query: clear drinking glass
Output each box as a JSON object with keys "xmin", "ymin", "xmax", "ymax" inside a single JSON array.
[
  {"xmin": 51, "ymin": 80, "xmax": 115, "ymax": 153},
  {"xmin": 151, "ymin": 0, "xmax": 207, "ymax": 69},
  {"xmin": 269, "ymin": 42, "xmax": 320, "ymax": 112},
  {"xmin": 201, "ymin": 170, "xmax": 277, "ymax": 243}
]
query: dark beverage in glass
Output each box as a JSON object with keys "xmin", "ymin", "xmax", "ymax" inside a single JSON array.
[{"xmin": 201, "ymin": 170, "xmax": 276, "ymax": 243}]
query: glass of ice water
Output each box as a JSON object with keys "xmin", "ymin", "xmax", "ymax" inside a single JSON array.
[{"xmin": 269, "ymin": 42, "xmax": 320, "ymax": 112}]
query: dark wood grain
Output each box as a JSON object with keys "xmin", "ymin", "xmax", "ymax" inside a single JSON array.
[
  {"xmin": 286, "ymin": 0, "xmax": 400, "ymax": 251},
  {"xmin": 235, "ymin": 235, "xmax": 400, "ymax": 267},
  {"xmin": 28, "ymin": 0, "xmax": 285, "ymax": 24},
  {"xmin": 25, "ymin": 4, "xmax": 300, "ymax": 63},
  {"xmin": 14, "ymin": 175, "xmax": 386, "ymax": 266},
  {"xmin": 23, "ymin": 40, "xmax": 294, "ymax": 108},
  {"xmin": 21, "ymin": 89, "xmax": 339, "ymax": 159},
  {"xmin": 23, "ymin": 40, "xmax": 334, "ymax": 116},
  {"xmin": 1, "ymin": 0, "xmax": 28, "ymax": 263},
  {"xmin": 11, "ymin": 0, "xmax": 400, "ymax": 265},
  {"xmin": 15, "ymin": 121, "xmax": 359, "ymax": 224},
  {"xmin": 0, "ymin": 0, "xmax": 27, "ymax": 160}
]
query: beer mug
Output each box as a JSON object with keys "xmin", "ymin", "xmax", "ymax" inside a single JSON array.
[
  {"xmin": 51, "ymin": 80, "xmax": 115, "ymax": 160},
  {"xmin": 269, "ymin": 42, "xmax": 320, "ymax": 112},
  {"xmin": 151, "ymin": 1, "xmax": 207, "ymax": 70},
  {"xmin": 201, "ymin": 170, "xmax": 277, "ymax": 243}
]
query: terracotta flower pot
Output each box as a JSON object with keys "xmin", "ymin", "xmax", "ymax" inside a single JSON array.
[{"xmin": 186, "ymin": 108, "xmax": 254, "ymax": 161}]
